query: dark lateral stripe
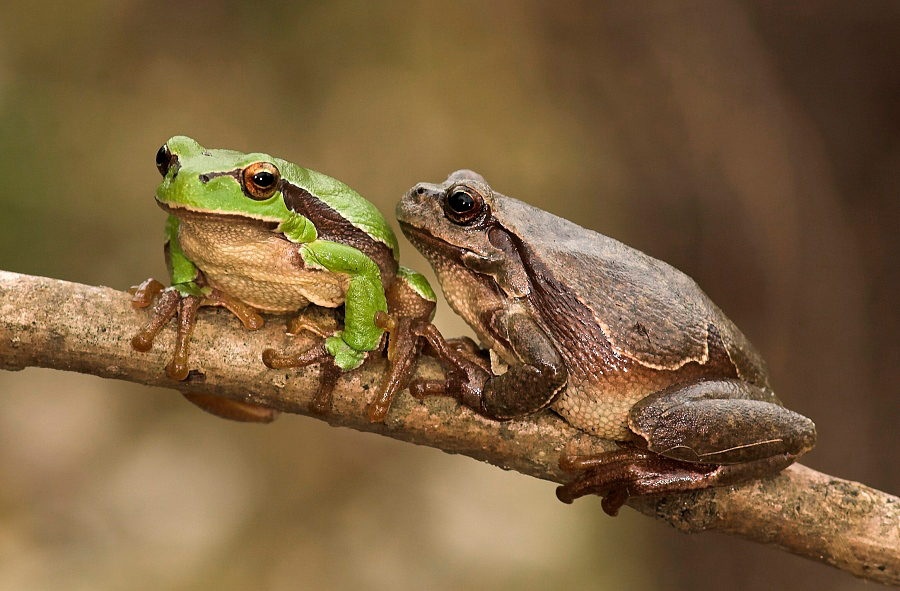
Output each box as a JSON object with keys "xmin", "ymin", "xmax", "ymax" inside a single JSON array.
[{"xmin": 279, "ymin": 180, "xmax": 397, "ymax": 281}]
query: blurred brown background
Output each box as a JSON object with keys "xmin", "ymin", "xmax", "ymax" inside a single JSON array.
[{"xmin": 0, "ymin": 1, "xmax": 897, "ymax": 589}]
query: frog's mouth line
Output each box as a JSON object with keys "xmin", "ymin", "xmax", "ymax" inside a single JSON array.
[
  {"xmin": 397, "ymin": 221, "xmax": 456, "ymax": 251},
  {"xmin": 156, "ymin": 200, "xmax": 280, "ymax": 228},
  {"xmin": 397, "ymin": 220, "xmax": 496, "ymax": 258}
]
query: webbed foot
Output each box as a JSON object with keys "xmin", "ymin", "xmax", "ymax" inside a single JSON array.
[
  {"xmin": 556, "ymin": 448, "xmax": 796, "ymax": 516},
  {"xmin": 130, "ymin": 278, "xmax": 265, "ymax": 379},
  {"xmin": 402, "ymin": 321, "xmax": 492, "ymax": 410},
  {"xmin": 130, "ymin": 278, "xmax": 278, "ymax": 421}
]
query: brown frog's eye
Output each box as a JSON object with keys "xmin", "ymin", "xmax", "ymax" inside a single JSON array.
[
  {"xmin": 443, "ymin": 185, "xmax": 485, "ymax": 225},
  {"xmin": 155, "ymin": 144, "xmax": 174, "ymax": 177},
  {"xmin": 241, "ymin": 162, "xmax": 281, "ymax": 200}
]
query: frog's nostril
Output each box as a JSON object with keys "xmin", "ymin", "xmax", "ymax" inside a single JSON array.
[
  {"xmin": 415, "ymin": 185, "xmax": 426, "ymax": 196},
  {"xmin": 199, "ymin": 174, "xmax": 210, "ymax": 183}
]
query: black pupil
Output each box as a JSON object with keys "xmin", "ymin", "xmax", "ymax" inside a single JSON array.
[
  {"xmin": 156, "ymin": 145, "xmax": 170, "ymax": 173},
  {"xmin": 448, "ymin": 190, "xmax": 475, "ymax": 213},
  {"xmin": 253, "ymin": 171, "xmax": 275, "ymax": 188}
]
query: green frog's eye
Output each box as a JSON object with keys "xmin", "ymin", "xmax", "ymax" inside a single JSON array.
[
  {"xmin": 444, "ymin": 185, "xmax": 486, "ymax": 225},
  {"xmin": 241, "ymin": 162, "xmax": 281, "ymax": 200},
  {"xmin": 156, "ymin": 144, "xmax": 175, "ymax": 177}
]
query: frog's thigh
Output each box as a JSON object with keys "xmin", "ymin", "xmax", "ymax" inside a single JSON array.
[{"xmin": 628, "ymin": 379, "xmax": 816, "ymax": 464}]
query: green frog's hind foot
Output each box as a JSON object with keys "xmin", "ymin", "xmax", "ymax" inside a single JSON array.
[
  {"xmin": 556, "ymin": 448, "xmax": 797, "ymax": 516},
  {"xmin": 182, "ymin": 392, "xmax": 280, "ymax": 423},
  {"xmin": 263, "ymin": 344, "xmax": 340, "ymax": 415}
]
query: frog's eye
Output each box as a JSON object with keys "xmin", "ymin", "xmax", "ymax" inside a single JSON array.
[
  {"xmin": 443, "ymin": 185, "xmax": 485, "ymax": 225},
  {"xmin": 241, "ymin": 162, "xmax": 281, "ymax": 200},
  {"xmin": 155, "ymin": 144, "xmax": 175, "ymax": 177}
]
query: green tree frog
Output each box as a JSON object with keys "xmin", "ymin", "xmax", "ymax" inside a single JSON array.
[
  {"xmin": 131, "ymin": 136, "xmax": 435, "ymax": 422},
  {"xmin": 393, "ymin": 170, "xmax": 817, "ymax": 515}
]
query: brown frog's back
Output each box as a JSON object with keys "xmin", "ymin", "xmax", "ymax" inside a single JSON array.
[{"xmin": 493, "ymin": 195, "xmax": 771, "ymax": 388}]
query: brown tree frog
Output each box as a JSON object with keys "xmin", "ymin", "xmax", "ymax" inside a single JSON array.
[
  {"xmin": 393, "ymin": 170, "xmax": 816, "ymax": 515},
  {"xmin": 130, "ymin": 136, "xmax": 435, "ymax": 422}
]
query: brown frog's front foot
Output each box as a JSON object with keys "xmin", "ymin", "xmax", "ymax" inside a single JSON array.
[
  {"xmin": 402, "ymin": 322, "xmax": 492, "ymax": 411},
  {"xmin": 129, "ymin": 278, "xmax": 278, "ymax": 423},
  {"xmin": 555, "ymin": 379, "xmax": 816, "ymax": 516}
]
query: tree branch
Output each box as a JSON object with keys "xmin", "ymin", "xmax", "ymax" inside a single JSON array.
[{"xmin": 0, "ymin": 270, "xmax": 897, "ymax": 586}]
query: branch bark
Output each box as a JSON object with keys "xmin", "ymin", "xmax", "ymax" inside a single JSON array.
[{"xmin": 1, "ymin": 270, "xmax": 897, "ymax": 586}]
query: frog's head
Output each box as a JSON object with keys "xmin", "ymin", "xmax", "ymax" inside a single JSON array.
[
  {"xmin": 397, "ymin": 170, "xmax": 531, "ymax": 299},
  {"xmin": 154, "ymin": 136, "xmax": 291, "ymax": 221}
]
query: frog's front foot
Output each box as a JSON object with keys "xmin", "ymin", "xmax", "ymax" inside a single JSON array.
[
  {"xmin": 130, "ymin": 283, "xmax": 200, "ymax": 380},
  {"xmin": 130, "ymin": 279, "xmax": 264, "ymax": 379},
  {"xmin": 263, "ymin": 344, "xmax": 341, "ymax": 416},
  {"xmin": 556, "ymin": 448, "xmax": 797, "ymax": 516},
  {"xmin": 402, "ymin": 320, "xmax": 491, "ymax": 411},
  {"xmin": 130, "ymin": 278, "xmax": 279, "ymax": 421}
]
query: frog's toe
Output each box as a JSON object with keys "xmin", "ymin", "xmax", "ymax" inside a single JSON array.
[
  {"xmin": 131, "ymin": 288, "xmax": 180, "ymax": 351},
  {"xmin": 202, "ymin": 289, "xmax": 265, "ymax": 330},
  {"xmin": 129, "ymin": 278, "xmax": 165, "ymax": 309},
  {"xmin": 308, "ymin": 358, "xmax": 341, "ymax": 416},
  {"xmin": 408, "ymin": 379, "xmax": 448, "ymax": 400},
  {"xmin": 287, "ymin": 307, "xmax": 341, "ymax": 337}
]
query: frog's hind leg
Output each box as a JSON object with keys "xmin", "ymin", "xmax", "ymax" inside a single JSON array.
[
  {"xmin": 556, "ymin": 379, "xmax": 816, "ymax": 516},
  {"xmin": 263, "ymin": 344, "xmax": 341, "ymax": 416},
  {"xmin": 556, "ymin": 448, "xmax": 796, "ymax": 516}
]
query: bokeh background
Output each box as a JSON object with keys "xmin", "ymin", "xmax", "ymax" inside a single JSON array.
[{"xmin": 1, "ymin": 1, "xmax": 898, "ymax": 589}]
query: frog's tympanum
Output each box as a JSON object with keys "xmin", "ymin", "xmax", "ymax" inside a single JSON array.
[
  {"xmin": 131, "ymin": 136, "xmax": 435, "ymax": 423},
  {"xmin": 394, "ymin": 170, "xmax": 816, "ymax": 516}
]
